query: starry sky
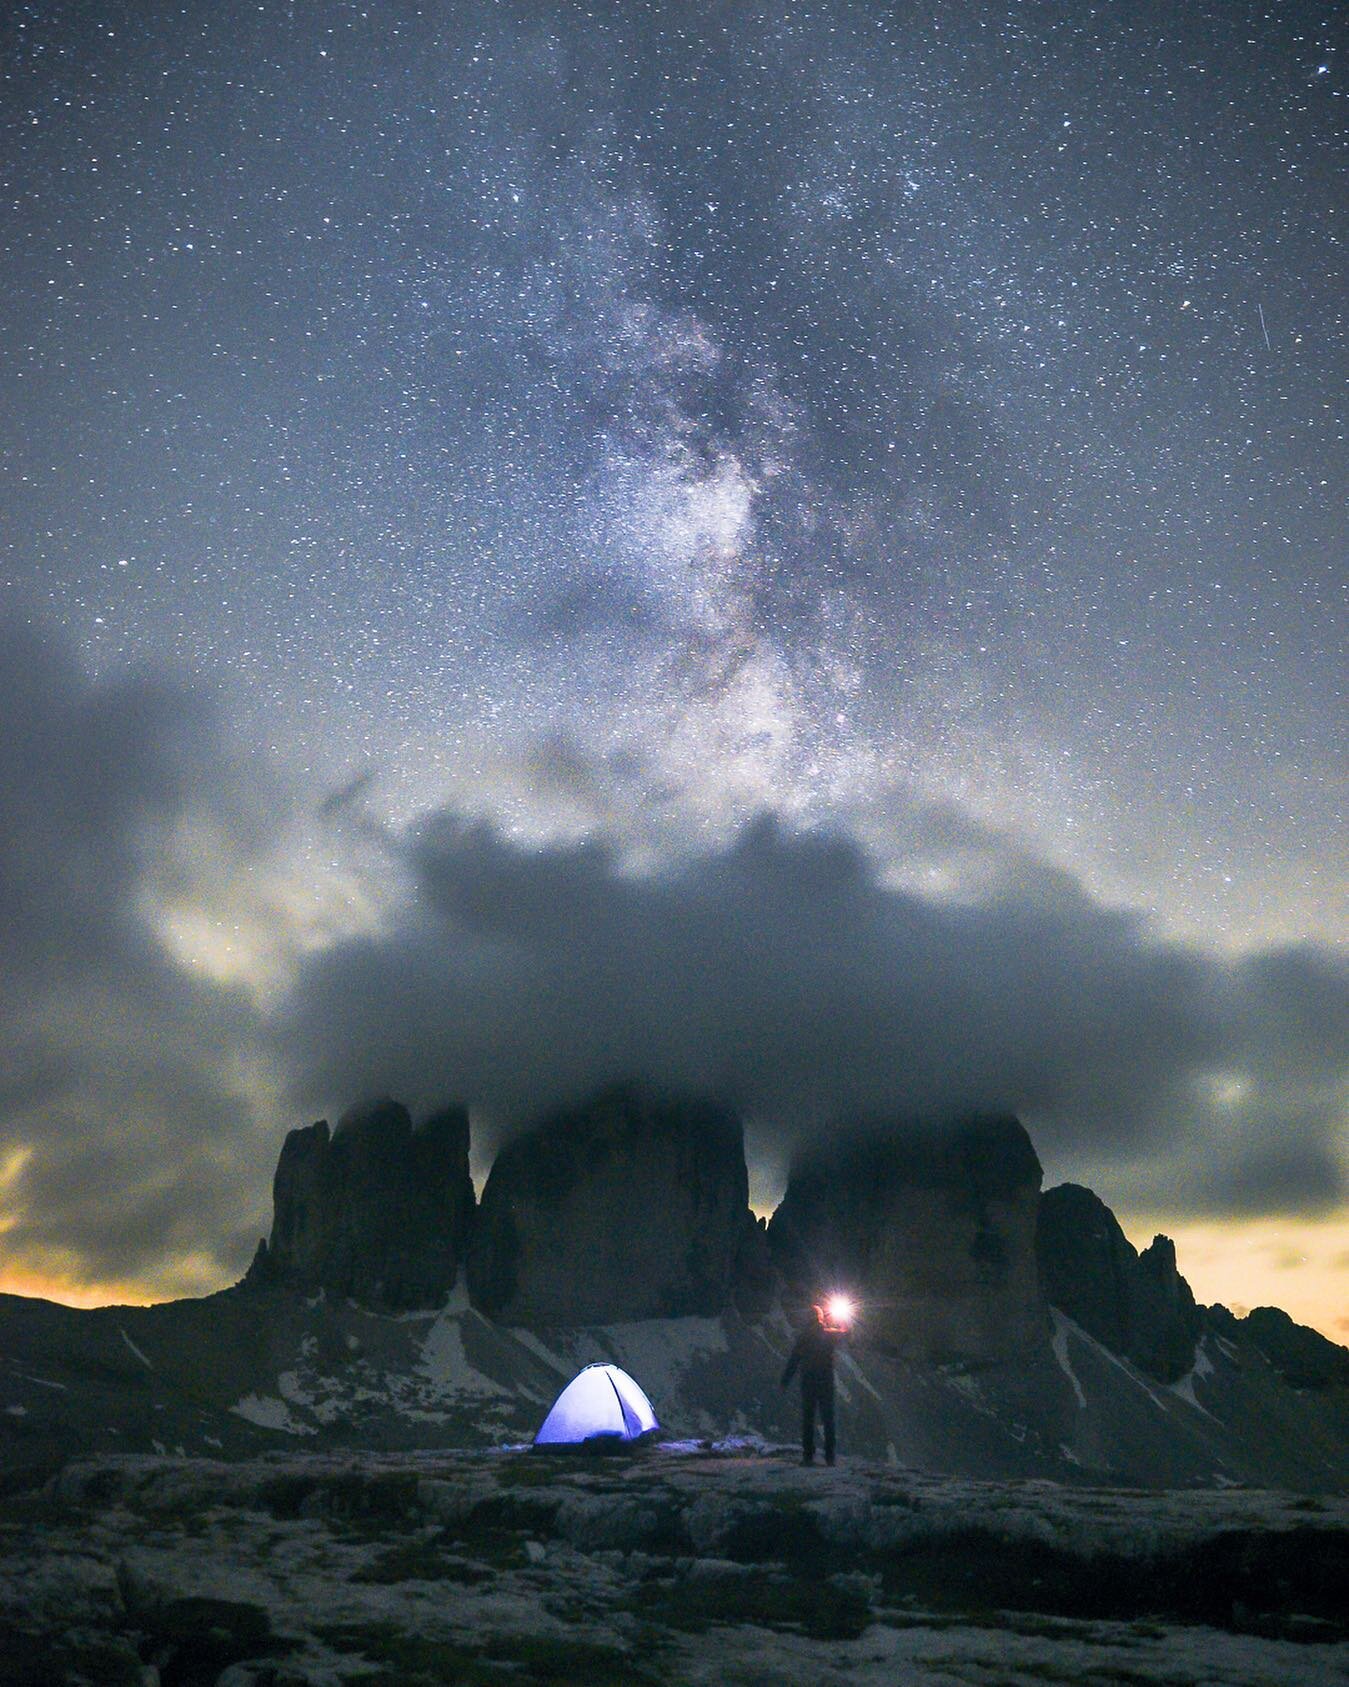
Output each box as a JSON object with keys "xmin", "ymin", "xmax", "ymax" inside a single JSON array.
[{"xmin": 1, "ymin": 2, "xmax": 1345, "ymax": 1333}]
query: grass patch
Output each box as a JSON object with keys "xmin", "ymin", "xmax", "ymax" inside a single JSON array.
[
  {"xmin": 464, "ymin": 1490, "xmax": 560, "ymax": 1534},
  {"xmin": 132, "ymin": 1595, "xmax": 293, "ymax": 1687},
  {"xmin": 483, "ymin": 1633, "xmax": 661, "ymax": 1683},
  {"xmin": 259, "ymin": 1468, "xmax": 419, "ymax": 1524},
  {"xmin": 420, "ymin": 1491, "xmax": 568, "ymax": 1564},
  {"xmin": 0, "ymin": 1624, "xmax": 145, "ymax": 1687},
  {"xmin": 634, "ymin": 1568, "xmax": 871, "ymax": 1641},
  {"xmin": 495, "ymin": 1458, "xmax": 564, "ymax": 1488},
  {"xmin": 463, "ymin": 1526, "xmax": 531, "ymax": 1571},
  {"xmin": 0, "ymin": 1491, "xmax": 69, "ymax": 1530},
  {"xmin": 351, "ymin": 1532, "xmax": 495, "ymax": 1585},
  {"xmin": 316, "ymin": 1621, "xmax": 658, "ymax": 1684},
  {"xmin": 720, "ymin": 1504, "xmax": 827, "ymax": 1567},
  {"xmin": 872, "ymin": 1523, "xmax": 1349, "ymax": 1639}
]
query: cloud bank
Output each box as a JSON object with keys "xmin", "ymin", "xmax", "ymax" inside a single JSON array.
[
  {"xmin": 282, "ymin": 804, "xmax": 1348, "ymax": 1218},
  {"xmin": 0, "ymin": 622, "xmax": 1343, "ymax": 1296}
]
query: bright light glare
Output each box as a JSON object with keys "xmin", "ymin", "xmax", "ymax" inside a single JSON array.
[{"xmin": 825, "ymin": 1294, "xmax": 855, "ymax": 1326}]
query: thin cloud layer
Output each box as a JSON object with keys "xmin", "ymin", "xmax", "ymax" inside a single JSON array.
[{"xmin": 282, "ymin": 808, "xmax": 1348, "ymax": 1217}]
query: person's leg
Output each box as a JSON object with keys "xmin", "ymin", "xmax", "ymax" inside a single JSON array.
[
  {"xmin": 801, "ymin": 1381, "xmax": 816, "ymax": 1463},
  {"xmin": 822, "ymin": 1379, "xmax": 836, "ymax": 1465}
]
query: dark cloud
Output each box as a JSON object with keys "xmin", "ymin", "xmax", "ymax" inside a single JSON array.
[
  {"xmin": 1205, "ymin": 1128, "xmax": 1344, "ymax": 1220},
  {"xmin": 0, "ymin": 623, "xmax": 1343, "ymax": 1296},
  {"xmin": 281, "ymin": 807, "xmax": 1348, "ymax": 1217},
  {"xmin": 0, "ymin": 622, "xmax": 275, "ymax": 1288}
]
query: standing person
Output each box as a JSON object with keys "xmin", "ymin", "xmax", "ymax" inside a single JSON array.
[{"xmin": 780, "ymin": 1298, "xmax": 850, "ymax": 1466}]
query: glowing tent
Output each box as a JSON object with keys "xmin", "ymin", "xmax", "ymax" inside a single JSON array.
[{"xmin": 533, "ymin": 1362, "xmax": 659, "ymax": 1448}]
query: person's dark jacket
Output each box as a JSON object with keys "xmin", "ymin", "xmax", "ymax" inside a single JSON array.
[{"xmin": 781, "ymin": 1321, "xmax": 843, "ymax": 1388}]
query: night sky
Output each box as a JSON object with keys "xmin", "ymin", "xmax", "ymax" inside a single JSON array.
[{"xmin": 1, "ymin": 2, "xmax": 1345, "ymax": 1333}]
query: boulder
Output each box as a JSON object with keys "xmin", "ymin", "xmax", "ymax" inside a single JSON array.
[
  {"xmin": 467, "ymin": 1082, "xmax": 751, "ymax": 1325},
  {"xmin": 1036, "ymin": 1183, "xmax": 1202, "ymax": 1382},
  {"xmin": 247, "ymin": 1099, "xmax": 473, "ymax": 1310},
  {"xmin": 768, "ymin": 1115, "xmax": 1046, "ymax": 1365}
]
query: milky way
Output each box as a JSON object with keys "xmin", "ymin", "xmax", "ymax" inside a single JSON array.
[
  {"xmin": 7, "ymin": 0, "xmax": 1343, "ymax": 938},
  {"xmin": 1, "ymin": 3, "xmax": 1345, "ymax": 1308}
]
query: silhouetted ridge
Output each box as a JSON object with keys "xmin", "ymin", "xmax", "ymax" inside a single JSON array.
[
  {"xmin": 1217, "ymin": 1304, "xmax": 1349, "ymax": 1391},
  {"xmin": 4, "ymin": 1087, "xmax": 1346, "ymax": 1491}
]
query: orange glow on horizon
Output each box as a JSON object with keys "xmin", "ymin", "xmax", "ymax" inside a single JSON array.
[
  {"xmin": 0, "ymin": 1269, "xmax": 162, "ymax": 1310},
  {"xmin": 1118, "ymin": 1210, "xmax": 1349, "ymax": 1347},
  {"xmin": 2, "ymin": 1210, "xmax": 1345, "ymax": 1346}
]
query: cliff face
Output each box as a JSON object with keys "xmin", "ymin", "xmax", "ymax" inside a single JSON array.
[
  {"xmin": 467, "ymin": 1082, "xmax": 753, "ymax": 1326},
  {"xmin": 248, "ymin": 1099, "xmax": 474, "ymax": 1311},
  {"xmin": 1136, "ymin": 1234, "xmax": 1204, "ymax": 1380},
  {"xmin": 237, "ymin": 1087, "xmax": 1334, "ymax": 1424},
  {"xmin": 1036, "ymin": 1183, "xmax": 1202, "ymax": 1382},
  {"xmin": 8, "ymin": 1088, "xmax": 1349, "ymax": 1493},
  {"xmin": 767, "ymin": 1115, "xmax": 1047, "ymax": 1365}
]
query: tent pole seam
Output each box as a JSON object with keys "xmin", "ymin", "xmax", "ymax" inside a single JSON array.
[{"xmin": 607, "ymin": 1369, "xmax": 632, "ymax": 1435}]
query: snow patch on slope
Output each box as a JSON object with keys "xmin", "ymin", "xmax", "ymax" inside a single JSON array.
[
  {"xmin": 418, "ymin": 1310, "xmax": 510, "ymax": 1398},
  {"xmin": 1168, "ymin": 1370, "xmax": 1216, "ymax": 1420},
  {"xmin": 229, "ymin": 1394, "xmax": 316, "ymax": 1435},
  {"xmin": 1051, "ymin": 1310, "xmax": 1087, "ymax": 1409},
  {"xmin": 942, "ymin": 1370, "xmax": 999, "ymax": 1421},
  {"xmin": 840, "ymin": 1351, "xmax": 883, "ymax": 1401},
  {"xmin": 1063, "ymin": 1315, "xmax": 1170, "ymax": 1412},
  {"xmin": 507, "ymin": 1328, "xmax": 572, "ymax": 1377},
  {"xmin": 118, "ymin": 1328, "xmax": 152, "ymax": 1369},
  {"xmin": 7, "ymin": 1369, "xmax": 66, "ymax": 1391}
]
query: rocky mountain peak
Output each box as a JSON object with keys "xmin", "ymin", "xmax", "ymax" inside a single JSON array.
[
  {"xmin": 467, "ymin": 1080, "xmax": 756, "ymax": 1325},
  {"xmin": 767, "ymin": 1114, "xmax": 1047, "ymax": 1365},
  {"xmin": 1221, "ymin": 1303, "xmax": 1349, "ymax": 1391},
  {"xmin": 246, "ymin": 1097, "xmax": 473, "ymax": 1311},
  {"xmin": 1036, "ymin": 1184, "xmax": 1202, "ymax": 1382}
]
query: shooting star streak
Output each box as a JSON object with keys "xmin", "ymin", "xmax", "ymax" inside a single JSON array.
[{"xmin": 1257, "ymin": 303, "xmax": 1272, "ymax": 351}]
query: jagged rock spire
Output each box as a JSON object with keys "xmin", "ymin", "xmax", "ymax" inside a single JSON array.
[
  {"xmin": 246, "ymin": 1098, "xmax": 473, "ymax": 1311},
  {"xmin": 1036, "ymin": 1183, "xmax": 1202, "ymax": 1382}
]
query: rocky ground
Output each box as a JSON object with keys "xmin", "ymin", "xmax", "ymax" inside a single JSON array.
[{"xmin": 2, "ymin": 1444, "xmax": 1346, "ymax": 1686}]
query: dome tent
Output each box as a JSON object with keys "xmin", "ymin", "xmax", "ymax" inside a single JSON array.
[{"xmin": 533, "ymin": 1362, "xmax": 659, "ymax": 1448}]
